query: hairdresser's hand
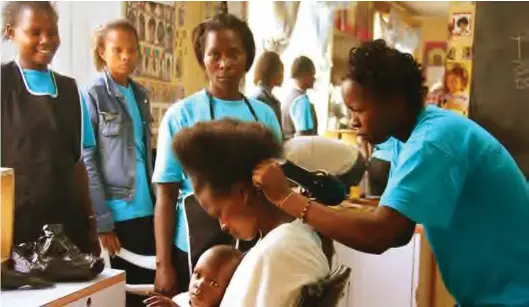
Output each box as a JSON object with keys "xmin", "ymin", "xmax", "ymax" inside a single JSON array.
[
  {"xmin": 253, "ymin": 160, "xmax": 292, "ymax": 206},
  {"xmin": 99, "ymin": 232, "xmax": 121, "ymax": 256},
  {"xmin": 143, "ymin": 294, "xmax": 178, "ymax": 307},
  {"xmin": 155, "ymin": 264, "xmax": 178, "ymax": 298}
]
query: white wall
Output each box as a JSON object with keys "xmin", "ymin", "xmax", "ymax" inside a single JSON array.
[
  {"xmin": 247, "ymin": 1, "xmax": 333, "ymax": 134},
  {"xmin": 1, "ymin": 1, "xmax": 122, "ymax": 87}
]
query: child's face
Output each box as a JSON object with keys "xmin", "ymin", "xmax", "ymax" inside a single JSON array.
[
  {"xmin": 99, "ymin": 28, "xmax": 139, "ymax": 80},
  {"xmin": 6, "ymin": 7, "xmax": 60, "ymax": 70},
  {"xmin": 188, "ymin": 253, "xmax": 238, "ymax": 307}
]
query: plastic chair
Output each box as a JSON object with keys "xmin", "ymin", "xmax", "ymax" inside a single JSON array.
[{"xmin": 296, "ymin": 265, "xmax": 351, "ymax": 307}]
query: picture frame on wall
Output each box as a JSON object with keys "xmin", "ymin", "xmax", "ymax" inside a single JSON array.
[{"xmin": 423, "ymin": 42, "xmax": 448, "ymax": 67}]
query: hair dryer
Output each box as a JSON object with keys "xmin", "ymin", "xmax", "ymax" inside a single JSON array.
[{"xmin": 280, "ymin": 160, "xmax": 347, "ymax": 206}]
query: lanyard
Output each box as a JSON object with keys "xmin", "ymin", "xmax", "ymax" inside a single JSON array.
[{"xmin": 206, "ymin": 90, "xmax": 259, "ymax": 122}]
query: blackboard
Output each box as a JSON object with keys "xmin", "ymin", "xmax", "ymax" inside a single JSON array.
[{"xmin": 470, "ymin": 2, "xmax": 529, "ymax": 178}]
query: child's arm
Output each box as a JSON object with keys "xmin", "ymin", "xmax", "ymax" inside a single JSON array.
[{"xmin": 143, "ymin": 294, "xmax": 178, "ymax": 307}]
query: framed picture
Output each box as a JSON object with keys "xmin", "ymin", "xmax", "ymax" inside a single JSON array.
[
  {"xmin": 423, "ymin": 42, "xmax": 447, "ymax": 67},
  {"xmin": 451, "ymin": 12, "xmax": 473, "ymax": 36}
]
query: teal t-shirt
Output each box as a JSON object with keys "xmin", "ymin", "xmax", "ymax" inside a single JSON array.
[
  {"xmin": 152, "ymin": 89, "xmax": 282, "ymax": 252},
  {"xmin": 371, "ymin": 138, "xmax": 395, "ymax": 162},
  {"xmin": 380, "ymin": 106, "xmax": 529, "ymax": 305},
  {"xmin": 289, "ymin": 94, "xmax": 315, "ymax": 131},
  {"xmin": 21, "ymin": 68, "xmax": 95, "ymax": 148}
]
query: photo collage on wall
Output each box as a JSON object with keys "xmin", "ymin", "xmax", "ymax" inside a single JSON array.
[
  {"xmin": 125, "ymin": 1, "xmax": 184, "ymax": 106},
  {"xmin": 439, "ymin": 3, "xmax": 476, "ymax": 117}
]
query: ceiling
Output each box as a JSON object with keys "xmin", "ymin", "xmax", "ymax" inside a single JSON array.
[{"xmin": 402, "ymin": 1, "xmax": 450, "ymax": 17}]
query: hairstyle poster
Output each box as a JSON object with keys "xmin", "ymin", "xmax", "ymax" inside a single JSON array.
[
  {"xmin": 440, "ymin": 61, "xmax": 472, "ymax": 116},
  {"xmin": 450, "ymin": 12, "xmax": 472, "ymax": 37},
  {"xmin": 440, "ymin": 1, "xmax": 476, "ymax": 117}
]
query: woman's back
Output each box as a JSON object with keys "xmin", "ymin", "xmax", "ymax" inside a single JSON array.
[{"xmin": 221, "ymin": 220, "xmax": 329, "ymax": 307}]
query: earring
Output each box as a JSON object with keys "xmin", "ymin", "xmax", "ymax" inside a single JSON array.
[{"xmin": 258, "ymin": 230, "xmax": 263, "ymax": 241}]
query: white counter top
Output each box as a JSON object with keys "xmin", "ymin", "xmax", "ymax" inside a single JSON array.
[{"xmin": 0, "ymin": 268, "xmax": 125, "ymax": 307}]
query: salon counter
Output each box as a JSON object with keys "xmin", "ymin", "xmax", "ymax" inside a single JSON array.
[
  {"xmin": 334, "ymin": 199, "xmax": 451, "ymax": 307},
  {"xmin": 0, "ymin": 269, "xmax": 126, "ymax": 307}
]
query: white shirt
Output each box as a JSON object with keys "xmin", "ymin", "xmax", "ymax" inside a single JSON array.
[
  {"xmin": 173, "ymin": 292, "xmax": 190, "ymax": 307},
  {"xmin": 284, "ymin": 136, "xmax": 360, "ymax": 176},
  {"xmin": 220, "ymin": 220, "xmax": 330, "ymax": 307}
]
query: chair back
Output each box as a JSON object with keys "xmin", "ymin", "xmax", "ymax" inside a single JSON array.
[{"xmin": 296, "ymin": 265, "xmax": 351, "ymax": 307}]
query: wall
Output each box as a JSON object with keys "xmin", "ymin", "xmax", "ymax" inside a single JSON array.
[
  {"xmin": 1, "ymin": 1, "xmax": 123, "ymax": 86},
  {"xmin": 247, "ymin": 1, "xmax": 334, "ymax": 134},
  {"xmin": 1, "ymin": 1, "xmax": 215, "ymax": 95},
  {"xmin": 416, "ymin": 16, "xmax": 449, "ymax": 64}
]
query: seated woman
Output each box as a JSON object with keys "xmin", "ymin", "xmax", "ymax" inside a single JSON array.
[{"xmin": 171, "ymin": 119, "xmax": 330, "ymax": 307}]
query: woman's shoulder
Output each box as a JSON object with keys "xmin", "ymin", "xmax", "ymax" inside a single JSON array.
[
  {"xmin": 162, "ymin": 90, "xmax": 209, "ymax": 124},
  {"xmin": 255, "ymin": 220, "xmax": 326, "ymax": 262}
]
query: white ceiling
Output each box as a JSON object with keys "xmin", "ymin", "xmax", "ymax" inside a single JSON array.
[{"xmin": 402, "ymin": 1, "xmax": 450, "ymax": 17}]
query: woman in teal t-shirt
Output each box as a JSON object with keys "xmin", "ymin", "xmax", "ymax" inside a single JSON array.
[{"xmin": 152, "ymin": 13, "xmax": 281, "ymax": 297}]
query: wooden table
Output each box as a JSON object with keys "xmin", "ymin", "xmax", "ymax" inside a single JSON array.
[{"xmin": 1, "ymin": 269, "xmax": 126, "ymax": 307}]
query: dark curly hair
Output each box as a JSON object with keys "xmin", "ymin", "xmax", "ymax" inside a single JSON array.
[
  {"xmin": 2, "ymin": 1, "xmax": 58, "ymax": 40},
  {"xmin": 345, "ymin": 39, "xmax": 427, "ymax": 112},
  {"xmin": 172, "ymin": 119, "xmax": 282, "ymax": 196},
  {"xmin": 192, "ymin": 13, "xmax": 256, "ymax": 72},
  {"xmin": 457, "ymin": 17, "xmax": 469, "ymax": 27}
]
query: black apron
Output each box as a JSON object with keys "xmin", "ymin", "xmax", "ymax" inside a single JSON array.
[{"xmin": 1, "ymin": 61, "xmax": 90, "ymax": 251}]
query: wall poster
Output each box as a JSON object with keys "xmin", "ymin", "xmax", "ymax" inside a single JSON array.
[
  {"xmin": 124, "ymin": 1, "xmax": 184, "ymax": 145},
  {"xmin": 428, "ymin": 2, "xmax": 476, "ymax": 117}
]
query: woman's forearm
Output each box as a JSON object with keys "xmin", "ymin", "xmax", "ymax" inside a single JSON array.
[
  {"xmin": 154, "ymin": 183, "xmax": 179, "ymax": 267},
  {"xmin": 279, "ymin": 193, "xmax": 414, "ymax": 254}
]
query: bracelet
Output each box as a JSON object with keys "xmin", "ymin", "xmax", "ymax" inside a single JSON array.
[
  {"xmin": 278, "ymin": 191, "xmax": 295, "ymax": 209},
  {"xmin": 300, "ymin": 199, "xmax": 313, "ymax": 223}
]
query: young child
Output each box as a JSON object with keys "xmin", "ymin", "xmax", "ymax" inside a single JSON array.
[
  {"xmin": 281, "ymin": 56, "xmax": 318, "ymax": 140},
  {"xmin": 82, "ymin": 19, "xmax": 155, "ymax": 307},
  {"xmin": 1, "ymin": 1, "xmax": 98, "ymax": 254},
  {"xmin": 144, "ymin": 245, "xmax": 243, "ymax": 307}
]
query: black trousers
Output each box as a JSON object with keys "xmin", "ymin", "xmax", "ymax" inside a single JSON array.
[{"xmin": 109, "ymin": 216, "xmax": 155, "ymax": 307}]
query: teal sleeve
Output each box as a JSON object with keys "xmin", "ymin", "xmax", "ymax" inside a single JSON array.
[
  {"xmin": 290, "ymin": 95, "xmax": 315, "ymax": 131},
  {"xmin": 81, "ymin": 93, "xmax": 96, "ymax": 148},
  {"xmin": 380, "ymin": 141, "xmax": 465, "ymax": 227},
  {"xmin": 152, "ymin": 109, "xmax": 185, "ymax": 183}
]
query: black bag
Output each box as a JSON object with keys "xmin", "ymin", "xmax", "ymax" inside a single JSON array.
[{"xmin": 10, "ymin": 224, "xmax": 104, "ymax": 283}]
